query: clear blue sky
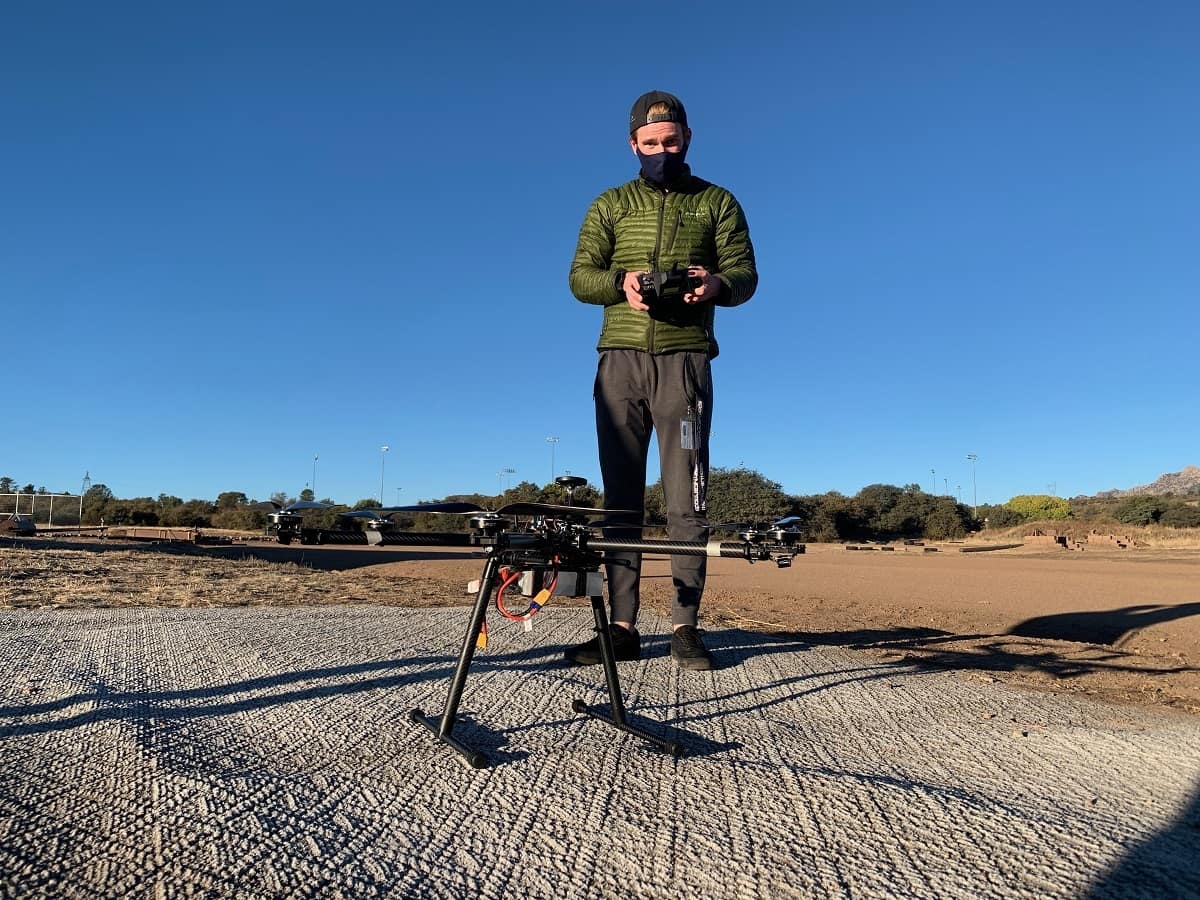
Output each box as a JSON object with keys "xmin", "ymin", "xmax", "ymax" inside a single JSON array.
[{"xmin": 4, "ymin": 1, "xmax": 1197, "ymax": 507}]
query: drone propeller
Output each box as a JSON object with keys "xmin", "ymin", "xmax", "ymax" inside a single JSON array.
[
  {"xmin": 375, "ymin": 500, "xmax": 639, "ymax": 520},
  {"xmin": 496, "ymin": 501, "xmax": 637, "ymax": 519},
  {"xmin": 709, "ymin": 515, "xmax": 802, "ymax": 530},
  {"xmin": 282, "ymin": 500, "xmax": 335, "ymax": 512},
  {"xmin": 586, "ymin": 517, "xmax": 650, "ymax": 529},
  {"xmin": 338, "ymin": 509, "xmax": 395, "ymax": 520},
  {"xmin": 376, "ymin": 502, "xmax": 487, "ymax": 515}
]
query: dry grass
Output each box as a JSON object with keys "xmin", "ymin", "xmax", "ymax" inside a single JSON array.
[
  {"xmin": 0, "ymin": 546, "xmax": 446, "ymax": 609},
  {"xmin": 976, "ymin": 521, "xmax": 1200, "ymax": 550}
]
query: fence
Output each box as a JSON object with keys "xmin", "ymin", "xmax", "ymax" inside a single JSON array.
[{"xmin": 0, "ymin": 492, "xmax": 84, "ymax": 527}]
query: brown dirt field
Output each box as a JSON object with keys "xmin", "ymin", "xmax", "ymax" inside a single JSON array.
[{"xmin": 3, "ymin": 537, "xmax": 1198, "ymax": 715}]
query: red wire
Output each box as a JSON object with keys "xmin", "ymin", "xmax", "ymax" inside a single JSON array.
[
  {"xmin": 495, "ymin": 567, "xmax": 528, "ymax": 620},
  {"xmin": 494, "ymin": 562, "xmax": 563, "ymax": 621}
]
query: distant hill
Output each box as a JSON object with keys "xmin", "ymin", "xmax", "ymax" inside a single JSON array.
[{"xmin": 1096, "ymin": 465, "xmax": 1200, "ymax": 498}]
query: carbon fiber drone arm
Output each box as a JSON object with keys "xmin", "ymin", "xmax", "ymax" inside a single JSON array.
[{"xmin": 587, "ymin": 537, "xmax": 774, "ymax": 561}]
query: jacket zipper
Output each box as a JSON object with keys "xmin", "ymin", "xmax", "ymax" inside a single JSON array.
[{"xmin": 648, "ymin": 190, "xmax": 668, "ymax": 353}]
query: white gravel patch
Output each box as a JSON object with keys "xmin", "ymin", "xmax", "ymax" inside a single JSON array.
[{"xmin": 1, "ymin": 606, "xmax": 1198, "ymax": 899}]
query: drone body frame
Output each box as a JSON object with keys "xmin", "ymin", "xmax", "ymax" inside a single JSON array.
[{"xmin": 267, "ymin": 481, "xmax": 803, "ymax": 767}]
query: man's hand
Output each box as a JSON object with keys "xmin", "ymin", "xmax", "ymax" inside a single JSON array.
[
  {"xmin": 622, "ymin": 271, "xmax": 650, "ymax": 310},
  {"xmin": 684, "ymin": 266, "xmax": 721, "ymax": 304}
]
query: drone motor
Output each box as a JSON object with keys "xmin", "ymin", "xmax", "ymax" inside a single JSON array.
[{"xmin": 469, "ymin": 513, "xmax": 511, "ymax": 535}]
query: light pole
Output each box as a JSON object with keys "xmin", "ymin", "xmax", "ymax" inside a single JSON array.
[
  {"xmin": 546, "ymin": 436, "xmax": 559, "ymax": 483},
  {"xmin": 497, "ymin": 467, "xmax": 515, "ymax": 495},
  {"xmin": 312, "ymin": 453, "xmax": 318, "ymax": 499},
  {"xmin": 379, "ymin": 445, "xmax": 389, "ymax": 505},
  {"xmin": 943, "ymin": 477, "xmax": 949, "ymax": 496},
  {"xmin": 966, "ymin": 453, "xmax": 978, "ymax": 517},
  {"xmin": 930, "ymin": 468, "xmax": 936, "ymax": 495}
]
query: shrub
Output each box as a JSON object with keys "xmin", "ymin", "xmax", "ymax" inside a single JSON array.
[
  {"xmin": 1159, "ymin": 505, "xmax": 1200, "ymax": 528},
  {"xmin": 1006, "ymin": 495, "xmax": 1070, "ymax": 521},
  {"xmin": 978, "ymin": 503, "xmax": 1024, "ymax": 529},
  {"xmin": 1114, "ymin": 496, "xmax": 1164, "ymax": 526}
]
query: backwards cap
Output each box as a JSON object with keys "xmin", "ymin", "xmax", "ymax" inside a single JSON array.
[{"xmin": 629, "ymin": 90, "xmax": 688, "ymax": 135}]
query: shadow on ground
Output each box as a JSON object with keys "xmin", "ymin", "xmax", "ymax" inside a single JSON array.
[
  {"xmin": 741, "ymin": 622, "xmax": 1200, "ymax": 687},
  {"xmin": 1086, "ymin": 781, "xmax": 1200, "ymax": 898},
  {"xmin": 0, "ymin": 625, "xmax": 909, "ymax": 762},
  {"xmin": 1009, "ymin": 602, "xmax": 1200, "ymax": 646}
]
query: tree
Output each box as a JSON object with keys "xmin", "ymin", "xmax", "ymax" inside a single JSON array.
[
  {"xmin": 1160, "ymin": 504, "xmax": 1200, "ymax": 528},
  {"xmin": 501, "ymin": 481, "xmax": 543, "ymax": 505},
  {"xmin": 785, "ymin": 494, "xmax": 833, "ymax": 541},
  {"xmin": 924, "ymin": 498, "xmax": 972, "ymax": 540},
  {"xmin": 881, "ymin": 490, "xmax": 940, "ymax": 537},
  {"xmin": 302, "ymin": 504, "xmax": 352, "ymax": 530},
  {"xmin": 705, "ymin": 467, "xmax": 792, "ymax": 526},
  {"xmin": 82, "ymin": 484, "xmax": 115, "ymax": 524},
  {"xmin": 119, "ymin": 497, "xmax": 159, "ymax": 526},
  {"xmin": 215, "ymin": 491, "xmax": 249, "ymax": 510},
  {"xmin": 644, "ymin": 481, "xmax": 667, "ymax": 525},
  {"xmin": 212, "ymin": 507, "xmax": 268, "ymax": 531},
  {"xmin": 0, "ymin": 477, "xmax": 14, "ymax": 494},
  {"xmin": 1115, "ymin": 496, "xmax": 1164, "ymax": 526},
  {"xmin": 801, "ymin": 492, "xmax": 858, "ymax": 542},
  {"xmin": 299, "ymin": 488, "xmax": 315, "ymax": 502},
  {"xmin": 977, "ymin": 503, "xmax": 1024, "ymax": 529},
  {"xmin": 407, "ymin": 509, "xmax": 468, "ymax": 533},
  {"xmin": 854, "ymin": 483, "xmax": 904, "ymax": 533},
  {"xmin": 161, "ymin": 499, "xmax": 213, "ymax": 528},
  {"xmin": 1006, "ymin": 494, "xmax": 1070, "ymax": 521}
]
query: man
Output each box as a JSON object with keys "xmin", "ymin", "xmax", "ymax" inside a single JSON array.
[{"xmin": 567, "ymin": 90, "xmax": 757, "ymax": 670}]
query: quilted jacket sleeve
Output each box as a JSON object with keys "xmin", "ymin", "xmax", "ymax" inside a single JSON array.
[
  {"xmin": 712, "ymin": 191, "xmax": 757, "ymax": 307},
  {"xmin": 568, "ymin": 191, "xmax": 625, "ymax": 306}
]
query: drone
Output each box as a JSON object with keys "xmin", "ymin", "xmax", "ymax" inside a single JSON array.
[{"xmin": 268, "ymin": 476, "xmax": 804, "ymax": 768}]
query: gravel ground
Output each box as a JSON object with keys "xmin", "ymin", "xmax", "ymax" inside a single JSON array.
[{"xmin": 2, "ymin": 606, "xmax": 1199, "ymax": 899}]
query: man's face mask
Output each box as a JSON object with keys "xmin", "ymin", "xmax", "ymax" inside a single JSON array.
[{"xmin": 637, "ymin": 144, "xmax": 688, "ymax": 185}]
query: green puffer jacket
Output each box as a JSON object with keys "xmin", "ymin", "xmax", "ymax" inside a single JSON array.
[{"xmin": 568, "ymin": 166, "xmax": 757, "ymax": 358}]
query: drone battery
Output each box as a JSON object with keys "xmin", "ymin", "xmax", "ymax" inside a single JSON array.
[{"xmin": 518, "ymin": 569, "xmax": 602, "ymax": 599}]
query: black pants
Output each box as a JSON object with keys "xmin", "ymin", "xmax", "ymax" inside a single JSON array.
[{"xmin": 594, "ymin": 349, "xmax": 712, "ymax": 627}]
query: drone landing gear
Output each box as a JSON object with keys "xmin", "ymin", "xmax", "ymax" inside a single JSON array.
[
  {"xmin": 409, "ymin": 555, "xmax": 684, "ymax": 768},
  {"xmin": 409, "ymin": 555, "xmax": 499, "ymax": 769},
  {"xmin": 570, "ymin": 596, "xmax": 685, "ymax": 759}
]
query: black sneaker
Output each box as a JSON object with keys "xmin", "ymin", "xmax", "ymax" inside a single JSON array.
[
  {"xmin": 671, "ymin": 625, "xmax": 714, "ymax": 671},
  {"xmin": 564, "ymin": 624, "xmax": 641, "ymax": 666}
]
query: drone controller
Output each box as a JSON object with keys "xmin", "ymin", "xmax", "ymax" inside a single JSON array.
[{"xmin": 639, "ymin": 264, "xmax": 703, "ymax": 305}]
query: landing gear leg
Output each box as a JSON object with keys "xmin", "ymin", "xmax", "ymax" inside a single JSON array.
[
  {"xmin": 571, "ymin": 596, "xmax": 684, "ymax": 758},
  {"xmin": 409, "ymin": 554, "xmax": 499, "ymax": 769}
]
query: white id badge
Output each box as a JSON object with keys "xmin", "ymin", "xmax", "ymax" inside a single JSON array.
[{"xmin": 680, "ymin": 418, "xmax": 696, "ymax": 450}]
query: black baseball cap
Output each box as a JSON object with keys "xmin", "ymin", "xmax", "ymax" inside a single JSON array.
[{"xmin": 629, "ymin": 90, "xmax": 688, "ymax": 135}]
